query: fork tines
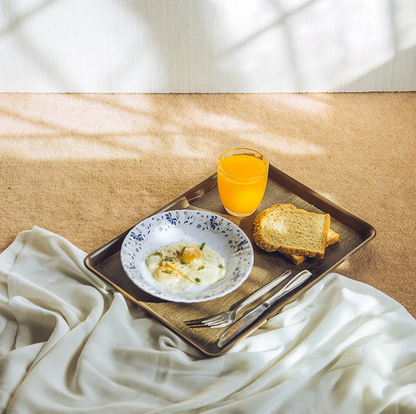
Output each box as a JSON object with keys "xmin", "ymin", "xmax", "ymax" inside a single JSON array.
[{"xmin": 185, "ymin": 315, "xmax": 228, "ymax": 328}]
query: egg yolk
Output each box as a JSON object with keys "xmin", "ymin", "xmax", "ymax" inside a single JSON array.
[{"xmin": 178, "ymin": 246, "xmax": 202, "ymax": 262}]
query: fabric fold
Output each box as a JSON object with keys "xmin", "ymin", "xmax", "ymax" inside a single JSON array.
[{"xmin": 0, "ymin": 227, "xmax": 415, "ymax": 414}]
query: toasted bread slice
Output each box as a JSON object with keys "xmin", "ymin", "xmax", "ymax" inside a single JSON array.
[
  {"xmin": 253, "ymin": 204, "xmax": 338, "ymax": 264},
  {"xmin": 253, "ymin": 205, "xmax": 331, "ymax": 259},
  {"xmin": 277, "ymin": 205, "xmax": 338, "ymax": 264},
  {"xmin": 285, "ymin": 228, "xmax": 339, "ymax": 265}
]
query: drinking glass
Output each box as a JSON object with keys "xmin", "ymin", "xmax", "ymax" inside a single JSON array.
[{"xmin": 217, "ymin": 147, "xmax": 269, "ymax": 217}]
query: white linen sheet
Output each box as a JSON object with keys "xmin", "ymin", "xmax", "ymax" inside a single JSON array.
[{"xmin": 0, "ymin": 226, "xmax": 415, "ymax": 414}]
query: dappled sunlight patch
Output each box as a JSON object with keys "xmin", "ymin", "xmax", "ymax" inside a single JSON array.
[
  {"xmin": 188, "ymin": 110, "xmax": 259, "ymax": 131},
  {"xmin": 0, "ymin": 93, "xmax": 330, "ymax": 162},
  {"xmin": 0, "ymin": 135, "xmax": 220, "ymax": 161},
  {"xmin": 319, "ymin": 191, "xmax": 343, "ymax": 205},
  {"xmin": 244, "ymin": 134, "xmax": 325, "ymax": 156},
  {"xmin": 0, "ymin": 136, "xmax": 143, "ymax": 161},
  {"xmin": 337, "ymin": 260, "xmax": 351, "ymax": 273}
]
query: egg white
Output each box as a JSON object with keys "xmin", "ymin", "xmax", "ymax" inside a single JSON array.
[{"xmin": 144, "ymin": 241, "xmax": 226, "ymax": 292}]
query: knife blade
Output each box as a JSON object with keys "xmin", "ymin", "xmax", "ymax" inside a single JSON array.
[{"xmin": 217, "ymin": 270, "xmax": 312, "ymax": 348}]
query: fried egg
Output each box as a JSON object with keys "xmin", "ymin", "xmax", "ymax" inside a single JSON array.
[{"xmin": 145, "ymin": 241, "xmax": 227, "ymax": 292}]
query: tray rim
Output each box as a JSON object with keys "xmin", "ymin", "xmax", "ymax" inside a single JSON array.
[{"xmin": 83, "ymin": 164, "xmax": 376, "ymax": 356}]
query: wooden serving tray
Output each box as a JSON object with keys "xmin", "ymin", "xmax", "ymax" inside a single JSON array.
[{"xmin": 84, "ymin": 165, "xmax": 376, "ymax": 357}]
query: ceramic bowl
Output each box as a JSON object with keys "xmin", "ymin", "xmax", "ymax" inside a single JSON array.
[{"xmin": 120, "ymin": 210, "xmax": 254, "ymax": 303}]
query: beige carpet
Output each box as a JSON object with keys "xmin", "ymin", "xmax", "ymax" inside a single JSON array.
[{"xmin": 1, "ymin": 93, "xmax": 415, "ymax": 317}]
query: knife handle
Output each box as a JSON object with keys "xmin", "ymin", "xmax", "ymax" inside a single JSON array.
[
  {"xmin": 264, "ymin": 270, "xmax": 312, "ymax": 308},
  {"xmin": 217, "ymin": 303, "xmax": 270, "ymax": 348},
  {"xmin": 233, "ymin": 269, "xmax": 291, "ymax": 313}
]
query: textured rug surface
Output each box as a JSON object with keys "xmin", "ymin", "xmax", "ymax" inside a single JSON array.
[{"xmin": 0, "ymin": 92, "xmax": 415, "ymax": 316}]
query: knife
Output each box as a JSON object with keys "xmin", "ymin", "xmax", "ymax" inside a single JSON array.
[{"xmin": 217, "ymin": 270, "xmax": 312, "ymax": 348}]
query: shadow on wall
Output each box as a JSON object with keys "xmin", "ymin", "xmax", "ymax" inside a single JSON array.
[
  {"xmin": 0, "ymin": 0, "xmax": 415, "ymax": 92},
  {"xmin": 342, "ymin": 45, "xmax": 416, "ymax": 91},
  {"xmin": 1, "ymin": 0, "xmax": 72, "ymax": 89},
  {"xmin": 118, "ymin": 0, "xmax": 244, "ymax": 93}
]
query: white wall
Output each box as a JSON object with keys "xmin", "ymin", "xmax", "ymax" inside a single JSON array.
[{"xmin": 1, "ymin": 0, "xmax": 415, "ymax": 93}]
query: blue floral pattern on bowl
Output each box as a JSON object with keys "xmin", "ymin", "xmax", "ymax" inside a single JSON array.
[{"xmin": 120, "ymin": 210, "xmax": 254, "ymax": 303}]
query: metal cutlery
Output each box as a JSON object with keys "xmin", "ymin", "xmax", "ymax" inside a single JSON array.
[
  {"xmin": 217, "ymin": 269, "xmax": 312, "ymax": 348},
  {"xmin": 185, "ymin": 270, "xmax": 292, "ymax": 328}
]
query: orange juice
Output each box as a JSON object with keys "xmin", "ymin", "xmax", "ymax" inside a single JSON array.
[{"xmin": 217, "ymin": 148, "xmax": 268, "ymax": 216}]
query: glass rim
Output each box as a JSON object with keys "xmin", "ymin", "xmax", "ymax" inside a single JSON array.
[{"xmin": 218, "ymin": 147, "xmax": 269, "ymax": 181}]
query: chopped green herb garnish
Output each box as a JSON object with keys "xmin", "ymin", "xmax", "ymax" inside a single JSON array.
[
  {"xmin": 195, "ymin": 277, "xmax": 201, "ymax": 283},
  {"xmin": 151, "ymin": 251, "xmax": 161, "ymax": 256},
  {"xmin": 163, "ymin": 270, "xmax": 173, "ymax": 274},
  {"xmin": 164, "ymin": 256, "xmax": 174, "ymax": 262},
  {"xmin": 218, "ymin": 264, "xmax": 223, "ymax": 268},
  {"xmin": 180, "ymin": 247, "xmax": 186, "ymax": 255},
  {"xmin": 176, "ymin": 250, "xmax": 179, "ymax": 255},
  {"xmin": 200, "ymin": 243, "xmax": 206, "ymax": 250},
  {"xmin": 198, "ymin": 266, "xmax": 205, "ymax": 271},
  {"xmin": 181, "ymin": 259, "xmax": 186, "ymax": 265}
]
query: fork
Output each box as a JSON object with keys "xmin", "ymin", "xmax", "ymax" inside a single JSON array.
[{"xmin": 186, "ymin": 269, "xmax": 291, "ymax": 328}]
